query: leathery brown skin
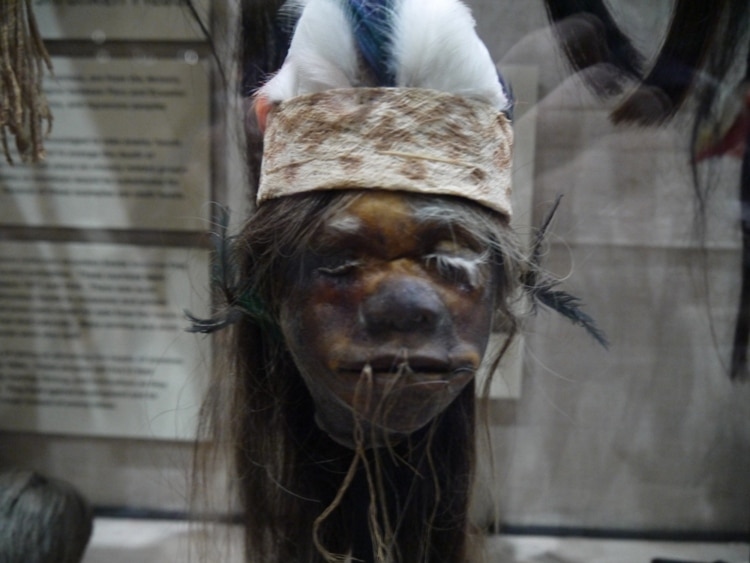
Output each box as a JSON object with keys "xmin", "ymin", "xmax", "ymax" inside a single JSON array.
[{"xmin": 279, "ymin": 191, "xmax": 497, "ymax": 448}]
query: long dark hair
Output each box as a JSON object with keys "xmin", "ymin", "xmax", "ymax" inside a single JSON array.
[{"xmin": 195, "ymin": 190, "xmax": 524, "ymax": 562}]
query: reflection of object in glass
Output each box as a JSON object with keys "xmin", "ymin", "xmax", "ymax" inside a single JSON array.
[
  {"xmin": 91, "ymin": 29, "xmax": 106, "ymax": 45},
  {"xmin": 0, "ymin": 469, "xmax": 93, "ymax": 563},
  {"xmin": 132, "ymin": 48, "xmax": 157, "ymax": 68},
  {"xmin": 96, "ymin": 49, "xmax": 112, "ymax": 64},
  {"xmin": 540, "ymin": 0, "xmax": 750, "ymax": 380},
  {"xmin": 693, "ymin": 82, "xmax": 750, "ymax": 162},
  {"xmin": 0, "ymin": 1, "xmax": 53, "ymax": 163},
  {"xmin": 183, "ymin": 49, "xmax": 200, "ymax": 65},
  {"xmin": 541, "ymin": 0, "xmax": 745, "ymax": 125}
]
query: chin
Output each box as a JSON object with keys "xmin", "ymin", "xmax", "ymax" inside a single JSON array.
[{"xmin": 313, "ymin": 368, "xmax": 475, "ymax": 449}]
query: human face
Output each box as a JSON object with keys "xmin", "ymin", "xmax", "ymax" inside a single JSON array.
[{"xmin": 279, "ymin": 192, "xmax": 497, "ymax": 448}]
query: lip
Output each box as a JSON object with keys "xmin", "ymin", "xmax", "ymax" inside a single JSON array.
[
  {"xmin": 324, "ymin": 363, "xmax": 474, "ymax": 413},
  {"xmin": 335, "ymin": 355, "xmax": 475, "ymax": 380},
  {"xmin": 336, "ymin": 353, "xmax": 452, "ymax": 374}
]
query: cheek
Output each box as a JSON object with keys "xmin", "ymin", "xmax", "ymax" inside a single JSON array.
[
  {"xmin": 440, "ymin": 281, "xmax": 496, "ymax": 353},
  {"xmin": 309, "ymin": 281, "xmax": 362, "ymax": 330},
  {"xmin": 468, "ymin": 291, "xmax": 496, "ymax": 342},
  {"xmin": 280, "ymin": 279, "xmax": 363, "ymax": 366}
]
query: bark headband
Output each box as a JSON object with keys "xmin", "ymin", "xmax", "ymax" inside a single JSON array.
[{"xmin": 258, "ymin": 87, "xmax": 513, "ymax": 217}]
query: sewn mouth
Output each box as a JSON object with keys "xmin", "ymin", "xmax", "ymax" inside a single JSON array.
[{"xmin": 336, "ymin": 356, "xmax": 475, "ymax": 380}]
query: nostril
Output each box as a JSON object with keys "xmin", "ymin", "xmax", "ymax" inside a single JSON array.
[
  {"xmin": 362, "ymin": 276, "xmax": 446, "ymax": 335},
  {"xmin": 392, "ymin": 311, "xmax": 434, "ymax": 332}
]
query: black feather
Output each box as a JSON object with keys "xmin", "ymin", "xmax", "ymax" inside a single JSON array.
[
  {"xmin": 184, "ymin": 207, "xmax": 281, "ymax": 336},
  {"xmin": 523, "ymin": 195, "xmax": 608, "ymax": 348},
  {"xmin": 210, "ymin": 206, "xmax": 237, "ymax": 302},
  {"xmin": 532, "ymin": 282, "xmax": 609, "ymax": 348},
  {"xmin": 184, "ymin": 206, "xmax": 243, "ymax": 334},
  {"xmin": 185, "ymin": 308, "xmax": 244, "ymax": 334}
]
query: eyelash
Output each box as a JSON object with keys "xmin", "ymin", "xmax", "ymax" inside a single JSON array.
[
  {"xmin": 423, "ymin": 254, "xmax": 485, "ymax": 289},
  {"xmin": 316, "ymin": 259, "xmax": 361, "ymax": 277},
  {"xmin": 314, "ymin": 253, "xmax": 486, "ymax": 288}
]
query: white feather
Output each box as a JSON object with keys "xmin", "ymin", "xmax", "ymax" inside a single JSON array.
[
  {"xmin": 259, "ymin": 0, "xmax": 362, "ymax": 102},
  {"xmin": 390, "ymin": 0, "xmax": 510, "ymax": 111},
  {"xmin": 260, "ymin": 0, "xmax": 510, "ymax": 113}
]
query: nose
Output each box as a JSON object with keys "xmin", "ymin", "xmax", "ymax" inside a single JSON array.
[{"xmin": 361, "ymin": 275, "xmax": 448, "ymax": 336}]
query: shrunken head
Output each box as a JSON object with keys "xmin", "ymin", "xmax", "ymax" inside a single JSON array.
[
  {"xmin": 248, "ymin": 0, "xmax": 515, "ymax": 451},
  {"xmin": 276, "ymin": 190, "xmax": 516, "ymax": 448}
]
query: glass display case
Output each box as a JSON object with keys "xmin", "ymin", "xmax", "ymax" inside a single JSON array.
[{"xmin": 0, "ymin": 1, "xmax": 747, "ymax": 561}]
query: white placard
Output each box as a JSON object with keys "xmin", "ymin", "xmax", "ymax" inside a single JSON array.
[
  {"xmin": 33, "ymin": 0, "xmax": 210, "ymax": 41},
  {"xmin": 0, "ymin": 241, "xmax": 211, "ymax": 440},
  {"xmin": 0, "ymin": 56, "xmax": 210, "ymax": 231}
]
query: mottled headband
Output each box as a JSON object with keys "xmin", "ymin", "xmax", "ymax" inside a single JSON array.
[{"xmin": 257, "ymin": 87, "xmax": 514, "ymax": 218}]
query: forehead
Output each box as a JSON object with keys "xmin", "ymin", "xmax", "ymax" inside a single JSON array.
[
  {"xmin": 325, "ymin": 192, "xmax": 412, "ymax": 232},
  {"xmin": 313, "ymin": 192, "xmax": 483, "ymax": 251}
]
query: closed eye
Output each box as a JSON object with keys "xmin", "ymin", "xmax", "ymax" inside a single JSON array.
[{"xmin": 317, "ymin": 259, "xmax": 361, "ymax": 277}]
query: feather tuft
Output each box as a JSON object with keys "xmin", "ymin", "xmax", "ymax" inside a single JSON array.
[
  {"xmin": 258, "ymin": 0, "xmax": 512, "ymax": 114},
  {"xmin": 390, "ymin": 0, "xmax": 511, "ymax": 112},
  {"xmin": 258, "ymin": 0, "xmax": 361, "ymax": 102}
]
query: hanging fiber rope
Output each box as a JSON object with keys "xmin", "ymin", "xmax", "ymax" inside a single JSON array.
[{"xmin": 0, "ymin": 0, "xmax": 53, "ymax": 164}]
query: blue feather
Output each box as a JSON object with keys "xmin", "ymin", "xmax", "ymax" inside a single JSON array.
[
  {"xmin": 497, "ymin": 70, "xmax": 514, "ymax": 120},
  {"xmin": 345, "ymin": 0, "xmax": 396, "ymax": 86}
]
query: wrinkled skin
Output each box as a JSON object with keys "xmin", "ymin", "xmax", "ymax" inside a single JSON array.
[{"xmin": 280, "ymin": 192, "xmax": 497, "ymax": 448}]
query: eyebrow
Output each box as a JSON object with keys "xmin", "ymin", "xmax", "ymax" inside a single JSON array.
[
  {"xmin": 312, "ymin": 203, "xmax": 487, "ymax": 251},
  {"xmin": 412, "ymin": 204, "xmax": 476, "ymax": 228},
  {"xmin": 412, "ymin": 206, "xmax": 487, "ymax": 250}
]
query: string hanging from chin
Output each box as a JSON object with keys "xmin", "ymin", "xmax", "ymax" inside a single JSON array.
[{"xmin": 0, "ymin": 0, "xmax": 53, "ymax": 164}]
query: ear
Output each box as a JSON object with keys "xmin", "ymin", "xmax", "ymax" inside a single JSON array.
[{"xmin": 254, "ymin": 94, "xmax": 273, "ymax": 133}]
